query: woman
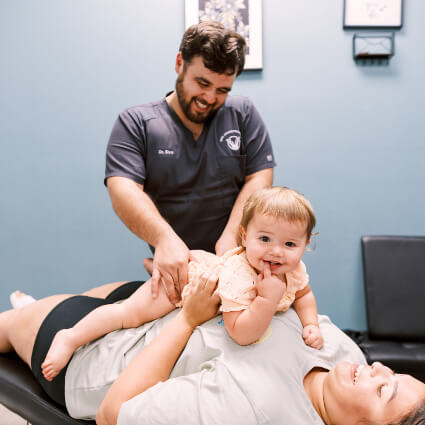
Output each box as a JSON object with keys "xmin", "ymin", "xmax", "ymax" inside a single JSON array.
[{"xmin": 1, "ymin": 275, "xmax": 424, "ymax": 425}]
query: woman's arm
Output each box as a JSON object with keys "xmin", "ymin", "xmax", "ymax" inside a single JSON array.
[
  {"xmin": 96, "ymin": 271, "xmax": 220, "ymax": 425},
  {"xmin": 223, "ymin": 261, "xmax": 286, "ymax": 346}
]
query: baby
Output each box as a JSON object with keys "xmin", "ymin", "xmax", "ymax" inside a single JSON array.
[{"xmin": 42, "ymin": 186, "xmax": 323, "ymax": 381}]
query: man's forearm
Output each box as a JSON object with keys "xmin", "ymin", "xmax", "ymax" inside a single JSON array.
[
  {"xmin": 107, "ymin": 176, "xmax": 176, "ymax": 246},
  {"xmin": 221, "ymin": 168, "xmax": 273, "ymax": 239}
]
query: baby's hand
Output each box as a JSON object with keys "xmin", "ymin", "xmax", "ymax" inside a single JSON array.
[
  {"xmin": 302, "ymin": 324, "xmax": 324, "ymax": 349},
  {"xmin": 256, "ymin": 261, "xmax": 286, "ymax": 306}
]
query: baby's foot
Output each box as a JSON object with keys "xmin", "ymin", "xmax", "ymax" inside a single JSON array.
[
  {"xmin": 41, "ymin": 329, "xmax": 77, "ymax": 381},
  {"xmin": 143, "ymin": 257, "xmax": 154, "ymax": 276},
  {"xmin": 9, "ymin": 290, "xmax": 36, "ymax": 309}
]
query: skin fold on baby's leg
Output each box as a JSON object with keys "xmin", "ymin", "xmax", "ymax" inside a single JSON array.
[{"xmin": 41, "ymin": 279, "xmax": 176, "ymax": 381}]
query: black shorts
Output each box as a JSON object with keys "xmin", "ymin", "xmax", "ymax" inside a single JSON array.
[{"xmin": 30, "ymin": 281, "xmax": 145, "ymax": 409}]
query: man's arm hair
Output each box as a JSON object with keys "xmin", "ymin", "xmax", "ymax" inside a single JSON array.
[{"xmin": 106, "ymin": 176, "xmax": 176, "ymax": 246}]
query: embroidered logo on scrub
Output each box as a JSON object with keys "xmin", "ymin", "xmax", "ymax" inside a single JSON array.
[{"xmin": 220, "ymin": 130, "xmax": 241, "ymax": 151}]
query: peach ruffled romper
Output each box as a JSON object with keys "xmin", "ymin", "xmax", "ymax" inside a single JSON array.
[{"xmin": 178, "ymin": 247, "xmax": 309, "ymax": 312}]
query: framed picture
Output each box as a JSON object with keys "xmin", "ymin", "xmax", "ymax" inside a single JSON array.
[
  {"xmin": 343, "ymin": 0, "xmax": 403, "ymax": 29},
  {"xmin": 185, "ymin": 0, "xmax": 263, "ymax": 70}
]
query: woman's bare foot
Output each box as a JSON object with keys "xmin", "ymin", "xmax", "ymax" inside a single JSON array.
[
  {"xmin": 41, "ymin": 328, "xmax": 77, "ymax": 381},
  {"xmin": 10, "ymin": 291, "xmax": 36, "ymax": 309},
  {"xmin": 143, "ymin": 258, "xmax": 154, "ymax": 276}
]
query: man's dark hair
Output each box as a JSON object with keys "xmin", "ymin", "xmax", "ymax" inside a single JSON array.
[
  {"xmin": 179, "ymin": 20, "xmax": 246, "ymax": 76},
  {"xmin": 390, "ymin": 400, "xmax": 425, "ymax": 425}
]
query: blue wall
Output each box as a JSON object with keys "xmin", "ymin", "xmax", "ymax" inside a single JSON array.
[{"xmin": 1, "ymin": 1, "xmax": 424, "ymax": 329}]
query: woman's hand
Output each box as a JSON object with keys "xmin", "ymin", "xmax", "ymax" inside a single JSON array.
[
  {"xmin": 97, "ymin": 267, "xmax": 221, "ymax": 425},
  {"xmin": 182, "ymin": 269, "xmax": 221, "ymax": 329},
  {"xmin": 256, "ymin": 261, "xmax": 286, "ymax": 306}
]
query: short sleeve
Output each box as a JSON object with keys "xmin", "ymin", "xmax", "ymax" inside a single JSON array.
[
  {"xmin": 117, "ymin": 362, "xmax": 264, "ymax": 425},
  {"xmin": 241, "ymin": 99, "xmax": 276, "ymax": 175},
  {"xmin": 277, "ymin": 261, "xmax": 309, "ymax": 312},
  {"xmin": 218, "ymin": 253, "xmax": 257, "ymax": 312},
  {"xmin": 104, "ymin": 108, "xmax": 147, "ymax": 186}
]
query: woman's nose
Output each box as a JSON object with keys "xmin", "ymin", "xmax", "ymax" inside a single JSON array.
[{"xmin": 370, "ymin": 362, "xmax": 392, "ymax": 377}]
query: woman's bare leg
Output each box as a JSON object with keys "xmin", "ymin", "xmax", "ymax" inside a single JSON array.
[
  {"xmin": 0, "ymin": 294, "xmax": 74, "ymax": 367},
  {"xmin": 81, "ymin": 281, "xmax": 130, "ymax": 299},
  {"xmin": 1, "ymin": 280, "xmax": 145, "ymax": 368},
  {"xmin": 11, "ymin": 280, "xmax": 135, "ymax": 309}
]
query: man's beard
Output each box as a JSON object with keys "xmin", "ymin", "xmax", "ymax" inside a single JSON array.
[{"xmin": 175, "ymin": 74, "xmax": 217, "ymax": 124}]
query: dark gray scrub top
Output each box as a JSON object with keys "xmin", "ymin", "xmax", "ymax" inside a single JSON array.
[{"xmin": 105, "ymin": 95, "xmax": 275, "ymax": 252}]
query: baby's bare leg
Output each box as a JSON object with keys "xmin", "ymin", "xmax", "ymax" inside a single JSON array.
[{"xmin": 41, "ymin": 279, "xmax": 175, "ymax": 380}]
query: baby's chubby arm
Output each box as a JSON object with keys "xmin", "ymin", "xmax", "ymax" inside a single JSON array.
[
  {"xmin": 223, "ymin": 262, "xmax": 286, "ymax": 345},
  {"xmin": 293, "ymin": 286, "xmax": 323, "ymax": 349}
]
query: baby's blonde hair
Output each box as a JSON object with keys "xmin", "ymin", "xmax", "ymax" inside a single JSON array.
[{"xmin": 237, "ymin": 186, "xmax": 316, "ymax": 245}]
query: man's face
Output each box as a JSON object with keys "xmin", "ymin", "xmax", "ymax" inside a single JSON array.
[{"xmin": 175, "ymin": 55, "xmax": 237, "ymax": 124}]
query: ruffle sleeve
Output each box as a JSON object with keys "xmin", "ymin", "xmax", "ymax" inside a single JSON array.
[{"xmin": 276, "ymin": 261, "xmax": 309, "ymax": 312}]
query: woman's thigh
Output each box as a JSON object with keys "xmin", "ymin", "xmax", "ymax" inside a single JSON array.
[
  {"xmin": 81, "ymin": 281, "xmax": 129, "ymax": 299},
  {"xmin": 7, "ymin": 294, "xmax": 74, "ymax": 366}
]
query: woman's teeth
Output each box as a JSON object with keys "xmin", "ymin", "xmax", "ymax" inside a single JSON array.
[{"xmin": 353, "ymin": 365, "xmax": 364, "ymax": 384}]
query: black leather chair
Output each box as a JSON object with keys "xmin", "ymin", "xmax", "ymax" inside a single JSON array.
[
  {"xmin": 359, "ymin": 235, "xmax": 425, "ymax": 382},
  {"xmin": 0, "ymin": 352, "xmax": 94, "ymax": 425}
]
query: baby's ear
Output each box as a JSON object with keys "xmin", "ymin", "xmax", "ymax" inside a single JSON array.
[{"xmin": 239, "ymin": 226, "xmax": 247, "ymax": 247}]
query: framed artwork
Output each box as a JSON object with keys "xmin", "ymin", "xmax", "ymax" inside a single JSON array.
[
  {"xmin": 343, "ymin": 0, "xmax": 403, "ymax": 29},
  {"xmin": 185, "ymin": 0, "xmax": 263, "ymax": 70}
]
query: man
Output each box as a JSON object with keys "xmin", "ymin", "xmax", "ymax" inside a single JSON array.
[{"xmin": 105, "ymin": 21, "xmax": 275, "ymax": 304}]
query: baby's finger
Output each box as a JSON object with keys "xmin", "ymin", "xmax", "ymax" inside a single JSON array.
[
  {"xmin": 262, "ymin": 260, "xmax": 271, "ymax": 278},
  {"xmin": 310, "ymin": 338, "xmax": 321, "ymax": 349}
]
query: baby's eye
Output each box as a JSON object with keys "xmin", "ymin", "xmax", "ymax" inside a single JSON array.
[
  {"xmin": 285, "ymin": 242, "xmax": 295, "ymax": 247},
  {"xmin": 260, "ymin": 236, "xmax": 270, "ymax": 243}
]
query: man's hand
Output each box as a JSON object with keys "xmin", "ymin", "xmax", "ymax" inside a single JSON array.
[
  {"xmin": 302, "ymin": 324, "xmax": 324, "ymax": 349},
  {"xmin": 255, "ymin": 261, "xmax": 286, "ymax": 306},
  {"xmin": 151, "ymin": 236, "xmax": 190, "ymax": 305},
  {"xmin": 215, "ymin": 230, "xmax": 238, "ymax": 256}
]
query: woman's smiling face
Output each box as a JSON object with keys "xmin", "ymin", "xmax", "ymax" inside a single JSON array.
[{"xmin": 323, "ymin": 362, "xmax": 425, "ymax": 425}]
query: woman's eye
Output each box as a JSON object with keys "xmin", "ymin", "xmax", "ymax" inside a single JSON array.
[
  {"xmin": 260, "ymin": 236, "xmax": 270, "ymax": 242},
  {"xmin": 285, "ymin": 242, "xmax": 295, "ymax": 247},
  {"xmin": 378, "ymin": 384, "xmax": 387, "ymax": 397}
]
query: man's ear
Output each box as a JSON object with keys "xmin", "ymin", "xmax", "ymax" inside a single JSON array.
[{"xmin": 175, "ymin": 52, "xmax": 184, "ymax": 74}]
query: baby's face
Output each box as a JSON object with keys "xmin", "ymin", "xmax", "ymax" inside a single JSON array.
[{"xmin": 241, "ymin": 213, "xmax": 308, "ymax": 275}]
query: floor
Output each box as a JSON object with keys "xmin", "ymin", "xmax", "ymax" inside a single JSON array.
[{"xmin": 0, "ymin": 404, "xmax": 27, "ymax": 425}]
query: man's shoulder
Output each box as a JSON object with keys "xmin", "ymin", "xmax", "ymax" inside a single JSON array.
[
  {"xmin": 119, "ymin": 98, "xmax": 168, "ymax": 122},
  {"xmin": 223, "ymin": 95, "xmax": 255, "ymax": 114}
]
